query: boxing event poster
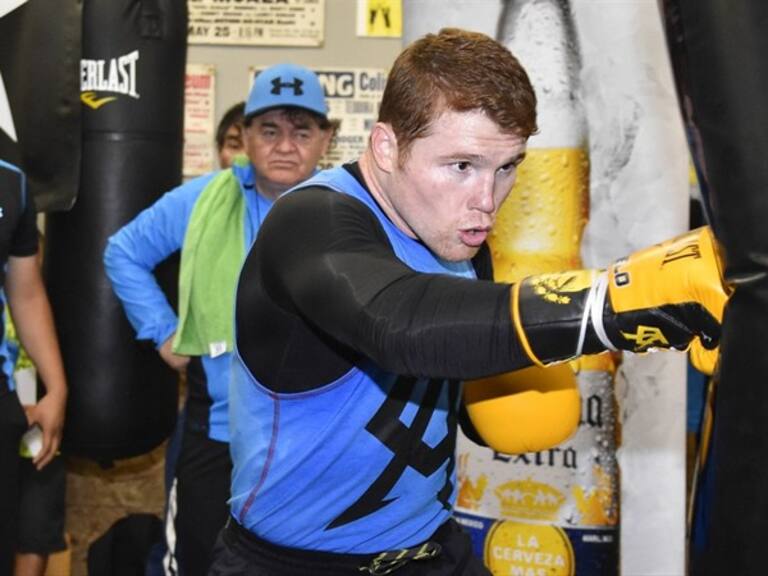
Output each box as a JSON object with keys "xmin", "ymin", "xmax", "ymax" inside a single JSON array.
[
  {"xmin": 0, "ymin": 0, "xmax": 81, "ymax": 212},
  {"xmin": 403, "ymin": 2, "xmax": 690, "ymax": 575},
  {"xmin": 188, "ymin": 0, "xmax": 324, "ymax": 47},
  {"xmin": 247, "ymin": 66, "xmax": 387, "ymax": 169}
]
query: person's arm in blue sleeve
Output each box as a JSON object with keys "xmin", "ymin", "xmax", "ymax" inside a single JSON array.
[{"xmin": 103, "ymin": 176, "xmax": 213, "ymax": 349}]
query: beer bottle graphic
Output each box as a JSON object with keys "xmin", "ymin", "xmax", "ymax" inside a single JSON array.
[{"xmin": 461, "ymin": 2, "xmax": 619, "ymax": 575}]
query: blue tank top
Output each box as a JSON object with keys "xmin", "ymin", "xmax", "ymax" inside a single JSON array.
[{"xmin": 229, "ymin": 167, "xmax": 475, "ymax": 553}]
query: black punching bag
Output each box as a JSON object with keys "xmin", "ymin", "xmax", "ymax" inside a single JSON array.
[
  {"xmin": 662, "ymin": 2, "xmax": 768, "ymax": 574},
  {"xmin": 44, "ymin": 0, "xmax": 187, "ymax": 463},
  {"xmin": 0, "ymin": 0, "xmax": 82, "ymax": 212}
]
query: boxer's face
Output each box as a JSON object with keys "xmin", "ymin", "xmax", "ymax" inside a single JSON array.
[
  {"xmin": 384, "ymin": 109, "xmax": 526, "ymax": 262},
  {"xmin": 245, "ymin": 109, "xmax": 332, "ymax": 198}
]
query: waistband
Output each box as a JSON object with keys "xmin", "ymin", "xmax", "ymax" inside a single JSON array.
[{"xmin": 223, "ymin": 516, "xmax": 450, "ymax": 575}]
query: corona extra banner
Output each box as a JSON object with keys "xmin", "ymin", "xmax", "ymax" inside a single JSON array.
[
  {"xmin": 404, "ymin": 2, "xmax": 690, "ymax": 574},
  {"xmin": 460, "ymin": 2, "xmax": 619, "ymax": 574},
  {"xmin": 661, "ymin": 2, "xmax": 768, "ymax": 574}
]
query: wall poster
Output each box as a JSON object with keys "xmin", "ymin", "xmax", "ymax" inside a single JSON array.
[
  {"xmin": 183, "ymin": 63, "xmax": 216, "ymax": 177},
  {"xmin": 188, "ymin": 0, "xmax": 324, "ymax": 46}
]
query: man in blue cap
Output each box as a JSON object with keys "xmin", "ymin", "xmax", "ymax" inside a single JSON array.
[{"xmin": 103, "ymin": 63, "xmax": 334, "ymax": 576}]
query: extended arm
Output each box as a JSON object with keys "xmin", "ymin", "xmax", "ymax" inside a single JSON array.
[
  {"xmin": 6, "ymin": 255, "xmax": 67, "ymax": 469},
  {"xmin": 465, "ymin": 226, "xmax": 729, "ymax": 453},
  {"xmin": 238, "ymin": 187, "xmax": 529, "ymax": 385}
]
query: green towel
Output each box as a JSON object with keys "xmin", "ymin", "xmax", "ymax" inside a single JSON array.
[{"xmin": 173, "ymin": 161, "xmax": 247, "ymax": 356}]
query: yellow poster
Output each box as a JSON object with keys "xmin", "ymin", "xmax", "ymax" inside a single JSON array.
[{"xmin": 356, "ymin": 0, "xmax": 401, "ymax": 38}]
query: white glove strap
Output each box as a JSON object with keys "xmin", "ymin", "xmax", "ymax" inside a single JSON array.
[
  {"xmin": 590, "ymin": 271, "xmax": 618, "ymax": 352},
  {"xmin": 575, "ymin": 270, "xmax": 599, "ymax": 357}
]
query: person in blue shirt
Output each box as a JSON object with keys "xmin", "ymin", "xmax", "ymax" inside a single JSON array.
[
  {"xmin": 6, "ymin": 300, "xmax": 68, "ymax": 576},
  {"xmin": 209, "ymin": 29, "xmax": 727, "ymax": 576},
  {"xmin": 0, "ymin": 160, "xmax": 68, "ymax": 575},
  {"xmin": 144, "ymin": 99, "xmax": 248, "ymax": 576},
  {"xmin": 103, "ymin": 63, "xmax": 334, "ymax": 576}
]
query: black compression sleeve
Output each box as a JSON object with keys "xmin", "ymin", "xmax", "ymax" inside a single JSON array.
[{"xmin": 239, "ymin": 186, "xmax": 532, "ymax": 386}]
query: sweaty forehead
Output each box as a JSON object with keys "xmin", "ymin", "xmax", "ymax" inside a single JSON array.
[{"xmin": 418, "ymin": 110, "xmax": 526, "ymax": 151}]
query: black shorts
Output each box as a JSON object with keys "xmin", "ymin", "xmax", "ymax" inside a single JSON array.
[
  {"xmin": 208, "ymin": 516, "xmax": 491, "ymax": 576},
  {"xmin": 17, "ymin": 454, "xmax": 67, "ymax": 554},
  {"xmin": 0, "ymin": 391, "xmax": 28, "ymax": 572},
  {"xmin": 167, "ymin": 422, "xmax": 232, "ymax": 576}
]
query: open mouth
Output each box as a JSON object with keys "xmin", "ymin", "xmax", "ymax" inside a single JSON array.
[{"xmin": 459, "ymin": 227, "xmax": 489, "ymax": 247}]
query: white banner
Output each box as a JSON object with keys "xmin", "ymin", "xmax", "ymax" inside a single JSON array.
[
  {"xmin": 188, "ymin": 0, "xmax": 324, "ymax": 47},
  {"xmin": 571, "ymin": 2, "xmax": 689, "ymax": 573}
]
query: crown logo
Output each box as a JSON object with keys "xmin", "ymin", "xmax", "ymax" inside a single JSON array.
[
  {"xmin": 494, "ymin": 478, "xmax": 566, "ymax": 521},
  {"xmin": 531, "ymin": 271, "xmax": 594, "ymax": 305},
  {"xmin": 572, "ymin": 465, "xmax": 618, "ymax": 526}
]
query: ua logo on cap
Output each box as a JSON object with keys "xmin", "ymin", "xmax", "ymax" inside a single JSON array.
[{"xmin": 271, "ymin": 76, "xmax": 303, "ymax": 96}]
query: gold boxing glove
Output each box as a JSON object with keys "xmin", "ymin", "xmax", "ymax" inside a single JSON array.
[
  {"xmin": 512, "ymin": 226, "xmax": 729, "ymax": 374},
  {"xmin": 464, "ymin": 364, "xmax": 581, "ymax": 454}
]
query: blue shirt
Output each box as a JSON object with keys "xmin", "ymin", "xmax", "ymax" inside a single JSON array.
[
  {"xmin": 104, "ymin": 163, "xmax": 274, "ymax": 441},
  {"xmin": 0, "ymin": 160, "xmax": 38, "ymax": 395},
  {"xmin": 229, "ymin": 167, "xmax": 476, "ymax": 552}
]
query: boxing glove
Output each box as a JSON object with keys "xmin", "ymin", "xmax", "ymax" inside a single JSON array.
[
  {"xmin": 513, "ymin": 226, "xmax": 729, "ymax": 374},
  {"xmin": 464, "ymin": 363, "xmax": 581, "ymax": 454}
]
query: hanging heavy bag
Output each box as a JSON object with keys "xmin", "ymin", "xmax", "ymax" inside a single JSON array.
[
  {"xmin": 44, "ymin": 0, "xmax": 187, "ymax": 463},
  {"xmin": 662, "ymin": 1, "xmax": 768, "ymax": 574}
]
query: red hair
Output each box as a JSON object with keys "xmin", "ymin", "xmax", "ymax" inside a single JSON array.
[{"xmin": 379, "ymin": 28, "xmax": 538, "ymax": 162}]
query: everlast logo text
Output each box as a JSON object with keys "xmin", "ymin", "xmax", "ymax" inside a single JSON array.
[{"xmin": 80, "ymin": 50, "xmax": 140, "ymax": 100}]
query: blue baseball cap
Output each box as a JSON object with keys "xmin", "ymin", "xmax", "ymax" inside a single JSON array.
[{"xmin": 245, "ymin": 63, "xmax": 328, "ymax": 119}]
